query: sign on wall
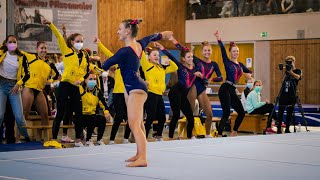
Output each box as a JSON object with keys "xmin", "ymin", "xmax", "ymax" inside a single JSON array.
[{"xmin": 7, "ymin": 0, "xmax": 98, "ymax": 53}]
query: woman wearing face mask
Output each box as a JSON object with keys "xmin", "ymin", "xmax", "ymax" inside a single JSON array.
[
  {"xmin": 214, "ymin": 31, "xmax": 253, "ymax": 137},
  {"xmin": 241, "ymin": 78, "xmax": 254, "ymax": 113},
  {"xmin": 170, "ymin": 37, "xmax": 223, "ymax": 138},
  {"xmin": 43, "ymin": 20, "xmax": 90, "ymax": 147},
  {"xmin": 0, "ymin": 35, "xmax": 30, "ymax": 142},
  {"xmin": 246, "ymin": 80, "xmax": 277, "ymax": 134},
  {"xmin": 155, "ymin": 43, "xmax": 201, "ymax": 140},
  {"xmin": 102, "ymin": 19, "xmax": 172, "ymax": 167},
  {"xmin": 80, "ymin": 72, "xmax": 110, "ymax": 146},
  {"xmin": 140, "ymin": 44, "xmax": 178, "ymax": 141},
  {"xmin": 21, "ymin": 41, "xmax": 59, "ymax": 126}
]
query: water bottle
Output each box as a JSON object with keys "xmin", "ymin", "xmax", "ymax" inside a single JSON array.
[
  {"xmin": 297, "ymin": 123, "xmax": 301, "ymax": 132},
  {"xmin": 192, "ymin": 12, "xmax": 196, "ymax": 20}
]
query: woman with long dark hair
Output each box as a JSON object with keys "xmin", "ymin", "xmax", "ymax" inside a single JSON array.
[
  {"xmin": 0, "ymin": 35, "xmax": 30, "ymax": 142},
  {"xmin": 154, "ymin": 42, "xmax": 201, "ymax": 139},
  {"xmin": 22, "ymin": 41, "xmax": 59, "ymax": 126},
  {"xmin": 43, "ymin": 20, "xmax": 90, "ymax": 147},
  {"xmin": 170, "ymin": 37, "xmax": 223, "ymax": 138}
]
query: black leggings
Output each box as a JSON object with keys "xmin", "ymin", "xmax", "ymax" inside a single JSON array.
[
  {"xmin": 52, "ymin": 82, "xmax": 82, "ymax": 139},
  {"xmin": 109, "ymin": 93, "xmax": 131, "ymax": 141},
  {"xmin": 54, "ymin": 87, "xmax": 72, "ymax": 135},
  {"xmin": 82, "ymin": 115, "xmax": 106, "ymax": 141},
  {"xmin": 0, "ymin": 101, "xmax": 15, "ymax": 143},
  {"xmin": 144, "ymin": 92, "xmax": 166, "ymax": 137},
  {"xmin": 168, "ymin": 83, "xmax": 194, "ymax": 138},
  {"xmin": 218, "ymin": 83, "xmax": 245, "ymax": 135},
  {"xmin": 249, "ymin": 103, "xmax": 277, "ymax": 128},
  {"xmin": 277, "ymin": 105, "xmax": 294, "ymax": 130}
]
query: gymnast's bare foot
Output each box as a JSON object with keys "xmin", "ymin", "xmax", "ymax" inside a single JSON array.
[
  {"xmin": 126, "ymin": 159, "xmax": 148, "ymax": 167},
  {"xmin": 125, "ymin": 154, "xmax": 139, "ymax": 162},
  {"xmin": 230, "ymin": 131, "xmax": 238, "ymax": 137}
]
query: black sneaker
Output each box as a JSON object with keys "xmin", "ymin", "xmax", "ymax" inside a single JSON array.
[
  {"xmin": 285, "ymin": 129, "xmax": 291, "ymax": 133},
  {"xmin": 25, "ymin": 137, "xmax": 31, "ymax": 142},
  {"xmin": 277, "ymin": 129, "xmax": 282, "ymax": 134}
]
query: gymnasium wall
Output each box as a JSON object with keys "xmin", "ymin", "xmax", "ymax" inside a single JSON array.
[{"xmin": 97, "ymin": 0, "xmax": 187, "ymax": 59}]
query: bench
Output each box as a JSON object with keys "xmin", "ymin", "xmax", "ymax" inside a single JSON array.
[
  {"xmin": 19, "ymin": 115, "xmax": 55, "ymax": 141},
  {"xmin": 230, "ymin": 112, "xmax": 268, "ymax": 134},
  {"xmin": 22, "ymin": 125, "xmax": 52, "ymax": 141}
]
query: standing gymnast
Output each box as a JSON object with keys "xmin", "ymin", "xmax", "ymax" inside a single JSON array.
[
  {"xmin": 94, "ymin": 37, "xmax": 132, "ymax": 144},
  {"xmin": 154, "ymin": 42, "xmax": 201, "ymax": 139},
  {"xmin": 102, "ymin": 19, "xmax": 172, "ymax": 167},
  {"xmin": 43, "ymin": 20, "xmax": 90, "ymax": 146},
  {"xmin": 214, "ymin": 31, "xmax": 252, "ymax": 137},
  {"xmin": 170, "ymin": 37, "xmax": 223, "ymax": 137},
  {"xmin": 21, "ymin": 41, "xmax": 59, "ymax": 126},
  {"xmin": 140, "ymin": 44, "xmax": 178, "ymax": 141}
]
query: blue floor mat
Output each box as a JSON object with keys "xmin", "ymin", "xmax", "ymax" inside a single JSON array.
[{"xmin": 0, "ymin": 142, "xmax": 52, "ymax": 152}]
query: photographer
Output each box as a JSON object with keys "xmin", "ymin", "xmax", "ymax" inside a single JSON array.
[{"xmin": 277, "ymin": 56, "xmax": 302, "ymax": 134}]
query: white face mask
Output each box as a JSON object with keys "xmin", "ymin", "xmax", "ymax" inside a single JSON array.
[
  {"xmin": 73, "ymin": 42, "xmax": 83, "ymax": 50},
  {"xmin": 246, "ymin": 82, "xmax": 253, "ymax": 89}
]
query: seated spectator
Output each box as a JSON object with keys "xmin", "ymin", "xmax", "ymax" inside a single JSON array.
[
  {"xmin": 306, "ymin": 0, "xmax": 320, "ymax": 12},
  {"xmin": 281, "ymin": 0, "xmax": 296, "ymax": 13},
  {"xmin": 232, "ymin": 0, "xmax": 246, "ymax": 17},
  {"xmin": 189, "ymin": 0, "xmax": 202, "ymax": 19},
  {"xmin": 241, "ymin": 78, "xmax": 254, "ymax": 112},
  {"xmin": 219, "ymin": 1, "xmax": 233, "ymax": 17},
  {"xmin": 246, "ymin": 80, "xmax": 277, "ymax": 134},
  {"xmin": 253, "ymin": 0, "xmax": 268, "ymax": 15},
  {"xmin": 80, "ymin": 72, "xmax": 111, "ymax": 147},
  {"xmin": 266, "ymin": 0, "xmax": 280, "ymax": 14}
]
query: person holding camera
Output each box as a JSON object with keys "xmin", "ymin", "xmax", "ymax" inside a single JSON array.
[{"xmin": 277, "ymin": 56, "xmax": 302, "ymax": 133}]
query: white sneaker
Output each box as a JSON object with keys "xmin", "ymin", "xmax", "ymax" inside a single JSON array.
[
  {"xmin": 61, "ymin": 136, "xmax": 74, "ymax": 143},
  {"xmin": 92, "ymin": 131, "xmax": 97, "ymax": 137},
  {"xmin": 85, "ymin": 139, "xmax": 95, "ymax": 147},
  {"xmin": 83, "ymin": 130, "xmax": 87, "ymax": 139},
  {"xmin": 205, "ymin": 135, "xmax": 213, "ymax": 138},
  {"xmin": 190, "ymin": 136, "xmax": 197, "ymax": 140},
  {"xmin": 109, "ymin": 140, "xmax": 115, "ymax": 145},
  {"xmin": 96, "ymin": 139, "xmax": 105, "ymax": 146},
  {"xmin": 122, "ymin": 139, "xmax": 130, "ymax": 144},
  {"xmin": 157, "ymin": 138, "xmax": 164, "ymax": 142},
  {"xmin": 74, "ymin": 141, "xmax": 85, "ymax": 147},
  {"xmin": 306, "ymin": 8, "xmax": 313, "ymax": 12}
]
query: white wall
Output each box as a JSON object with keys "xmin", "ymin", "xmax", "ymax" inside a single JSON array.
[
  {"xmin": 186, "ymin": 12, "xmax": 320, "ymax": 43},
  {"xmin": 0, "ymin": 0, "xmax": 6, "ymax": 41},
  {"xmin": 254, "ymin": 41, "xmax": 271, "ymax": 101}
]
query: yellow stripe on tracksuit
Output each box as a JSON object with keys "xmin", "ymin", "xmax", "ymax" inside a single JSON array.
[
  {"xmin": 0, "ymin": 47, "xmax": 29, "ymax": 85},
  {"xmin": 79, "ymin": 86, "xmax": 108, "ymax": 115},
  {"xmin": 49, "ymin": 23, "xmax": 89, "ymax": 85},
  {"xmin": 22, "ymin": 52, "xmax": 57, "ymax": 91},
  {"xmin": 140, "ymin": 55, "xmax": 178, "ymax": 95}
]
